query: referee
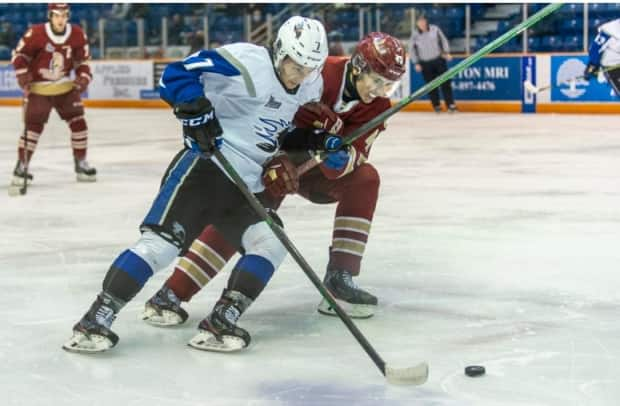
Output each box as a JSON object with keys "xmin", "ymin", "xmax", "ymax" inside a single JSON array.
[{"xmin": 409, "ymin": 14, "xmax": 457, "ymax": 112}]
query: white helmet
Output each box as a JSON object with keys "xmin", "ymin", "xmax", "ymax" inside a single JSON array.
[{"xmin": 273, "ymin": 16, "xmax": 328, "ymax": 70}]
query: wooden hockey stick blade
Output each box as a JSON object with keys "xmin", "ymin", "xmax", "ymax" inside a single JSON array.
[{"xmin": 385, "ymin": 362, "xmax": 429, "ymax": 385}]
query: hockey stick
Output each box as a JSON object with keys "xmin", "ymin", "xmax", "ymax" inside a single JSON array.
[
  {"xmin": 213, "ymin": 148, "xmax": 428, "ymax": 385},
  {"xmin": 9, "ymin": 94, "xmax": 29, "ymax": 197},
  {"xmin": 523, "ymin": 63, "xmax": 620, "ymax": 94},
  {"xmin": 20, "ymin": 95, "xmax": 29, "ymax": 196},
  {"xmin": 297, "ymin": 2, "xmax": 564, "ymax": 176}
]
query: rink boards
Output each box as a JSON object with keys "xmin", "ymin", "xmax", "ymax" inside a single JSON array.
[{"xmin": 0, "ymin": 53, "xmax": 618, "ymax": 113}]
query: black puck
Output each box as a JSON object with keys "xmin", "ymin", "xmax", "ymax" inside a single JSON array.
[{"xmin": 465, "ymin": 365, "xmax": 485, "ymax": 377}]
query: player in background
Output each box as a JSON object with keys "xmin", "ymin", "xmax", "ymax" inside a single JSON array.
[
  {"xmin": 9, "ymin": 3, "xmax": 96, "ymax": 192},
  {"xmin": 142, "ymin": 32, "xmax": 406, "ymax": 326},
  {"xmin": 63, "ymin": 16, "xmax": 331, "ymax": 354},
  {"xmin": 584, "ymin": 18, "xmax": 620, "ymax": 97}
]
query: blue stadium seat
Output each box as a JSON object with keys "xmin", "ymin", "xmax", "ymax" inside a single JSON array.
[
  {"xmin": 562, "ymin": 35, "xmax": 582, "ymax": 51},
  {"xmin": 426, "ymin": 7, "xmax": 443, "ymax": 19},
  {"xmin": 445, "ymin": 7, "xmax": 465, "ymax": 19},
  {"xmin": 561, "ymin": 18, "xmax": 583, "ymax": 32},
  {"xmin": 561, "ymin": 3, "xmax": 584, "ymax": 15},
  {"xmin": 527, "ymin": 36, "xmax": 541, "ymax": 51},
  {"xmin": 589, "ymin": 17, "xmax": 604, "ymax": 30},
  {"xmin": 541, "ymin": 35, "xmax": 562, "ymax": 51},
  {"xmin": 0, "ymin": 46, "xmax": 11, "ymax": 60}
]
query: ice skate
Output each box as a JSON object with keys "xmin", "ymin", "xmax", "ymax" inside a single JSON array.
[
  {"xmin": 62, "ymin": 295, "xmax": 119, "ymax": 353},
  {"xmin": 188, "ymin": 289, "xmax": 252, "ymax": 352},
  {"xmin": 318, "ymin": 268, "xmax": 378, "ymax": 319},
  {"xmin": 142, "ymin": 286, "xmax": 188, "ymax": 327},
  {"xmin": 74, "ymin": 157, "xmax": 97, "ymax": 182},
  {"xmin": 8, "ymin": 161, "xmax": 32, "ymax": 196}
]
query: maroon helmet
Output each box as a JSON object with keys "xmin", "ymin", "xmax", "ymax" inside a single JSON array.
[
  {"xmin": 352, "ymin": 32, "xmax": 406, "ymax": 81},
  {"xmin": 48, "ymin": 3, "xmax": 70, "ymax": 16}
]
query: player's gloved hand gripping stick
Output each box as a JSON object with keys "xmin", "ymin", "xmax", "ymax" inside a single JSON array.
[
  {"xmin": 174, "ymin": 96, "xmax": 223, "ymax": 156},
  {"xmin": 297, "ymin": 2, "xmax": 565, "ymax": 176}
]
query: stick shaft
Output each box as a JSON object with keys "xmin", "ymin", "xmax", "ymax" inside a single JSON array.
[{"xmin": 20, "ymin": 94, "xmax": 29, "ymax": 195}]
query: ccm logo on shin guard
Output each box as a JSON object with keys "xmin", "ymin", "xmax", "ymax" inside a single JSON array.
[{"xmin": 182, "ymin": 111, "xmax": 215, "ymax": 127}]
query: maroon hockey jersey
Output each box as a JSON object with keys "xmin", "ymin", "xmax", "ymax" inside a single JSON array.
[{"xmin": 11, "ymin": 22, "xmax": 91, "ymax": 96}]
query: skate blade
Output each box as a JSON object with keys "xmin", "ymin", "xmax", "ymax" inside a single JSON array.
[
  {"xmin": 141, "ymin": 305, "xmax": 185, "ymax": 327},
  {"xmin": 317, "ymin": 298, "xmax": 376, "ymax": 319},
  {"xmin": 62, "ymin": 331, "xmax": 114, "ymax": 353},
  {"xmin": 188, "ymin": 330, "xmax": 247, "ymax": 352},
  {"xmin": 76, "ymin": 173, "xmax": 97, "ymax": 182}
]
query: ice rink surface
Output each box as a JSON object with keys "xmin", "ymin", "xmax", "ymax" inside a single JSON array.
[{"xmin": 1, "ymin": 107, "xmax": 620, "ymax": 406}]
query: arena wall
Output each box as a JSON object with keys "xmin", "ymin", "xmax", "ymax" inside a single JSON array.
[{"xmin": 1, "ymin": 54, "xmax": 618, "ymax": 113}]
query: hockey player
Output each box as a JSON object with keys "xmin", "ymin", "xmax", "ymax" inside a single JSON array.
[
  {"xmin": 584, "ymin": 18, "xmax": 620, "ymax": 97},
  {"xmin": 142, "ymin": 32, "xmax": 406, "ymax": 326},
  {"xmin": 62, "ymin": 16, "xmax": 331, "ymax": 353},
  {"xmin": 9, "ymin": 3, "xmax": 96, "ymax": 193}
]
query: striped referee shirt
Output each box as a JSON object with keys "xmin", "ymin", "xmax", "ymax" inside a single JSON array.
[{"xmin": 409, "ymin": 24, "xmax": 450, "ymax": 64}]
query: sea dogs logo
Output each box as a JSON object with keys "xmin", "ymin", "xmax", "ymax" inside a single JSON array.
[
  {"xmin": 254, "ymin": 117, "xmax": 290, "ymax": 153},
  {"xmin": 557, "ymin": 58, "xmax": 588, "ymax": 98}
]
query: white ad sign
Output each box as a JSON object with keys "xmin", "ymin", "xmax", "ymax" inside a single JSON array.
[{"xmin": 88, "ymin": 61, "xmax": 153, "ymax": 99}]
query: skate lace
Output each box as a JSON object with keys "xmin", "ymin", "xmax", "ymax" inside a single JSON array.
[
  {"xmin": 163, "ymin": 287, "xmax": 181, "ymax": 306},
  {"xmin": 223, "ymin": 305, "xmax": 241, "ymax": 324},
  {"xmin": 95, "ymin": 305, "xmax": 116, "ymax": 329},
  {"xmin": 338, "ymin": 271, "xmax": 358, "ymax": 289},
  {"xmin": 77, "ymin": 159, "xmax": 92, "ymax": 170}
]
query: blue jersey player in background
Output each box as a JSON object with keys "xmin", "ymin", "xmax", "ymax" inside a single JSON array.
[
  {"xmin": 63, "ymin": 16, "xmax": 330, "ymax": 353},
  {"xmin": 584, "ymin": 18, "xmax": 620, "ymax": 97}
]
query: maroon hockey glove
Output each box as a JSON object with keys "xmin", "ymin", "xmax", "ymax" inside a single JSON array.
[
  {"xmin": 294, "ymin": 102, "xmax": 343, "ymax": 135},
  {"xmin": 16, "ymin": 72, "xmax": 33, "ymax": 90},
  {"xmin": 262, "ymin": 153, "xmax": 300, "ymax": 198},
  {"xmin": 73, "ymin": 75, "xmax": 90, "ymax": 93}
]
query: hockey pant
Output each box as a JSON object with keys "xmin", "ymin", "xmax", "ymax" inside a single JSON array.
[
  {"xmin": 166, "ymin": 162, "xmax": 381, "ymax": 302},
  {"xmin": 101, "ymin": 149, "xmax": 287, "ymax": 304},
  {"xmin": 18, "ymin": 90, "xmax": 89, "ymax": 163}
]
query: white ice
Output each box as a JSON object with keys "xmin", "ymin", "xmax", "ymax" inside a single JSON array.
[{"xmin": 1, "ymin": 108, "xmax": 620, "ymax": 406}]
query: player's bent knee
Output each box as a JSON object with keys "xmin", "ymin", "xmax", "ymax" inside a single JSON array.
[
  {"xmin": 241, "ymin": 222, "xmax": 287, "ymax": 268},
  {"xmin": 355, "ymin": 164, "xmax": 380, "ymax": 190},
  {"xmin": 130, "ymin": 230, "xmax": 180, "ymax": 273}
]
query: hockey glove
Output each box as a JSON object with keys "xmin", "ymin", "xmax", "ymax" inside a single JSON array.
[
  {"xmin": 16, "ymin": 71, "xmax": 33, "ymax": 90},
  {"xmin": 73, "ymin": 75, "xmax": 90, "ymax": 93},
  {"xmin": 174, "ymin": 96, "xmax": 223, "ymax": 156},
  {"xmin": 323, "ymin": 147, "xmax": 351, "ymax": 171},
  {"xmin": 583, "ymin": 63, "xmax": 599, "ymax": 81},
  {"xmin": 262, "ymin": 153, "xmax": 299, "ymax": 198},
  {"xmin": 294, "ymin": 102, "xmax": 343, "ymax": 135}
]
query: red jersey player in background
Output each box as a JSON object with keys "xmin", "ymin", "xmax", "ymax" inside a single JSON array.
[
  {"xmin": 9, "ymin": 3, "xmax": 96, "ymax": 193},
  {"xmin": 142, "ymin": 32, "xmax": 406, "ymax": 324}
]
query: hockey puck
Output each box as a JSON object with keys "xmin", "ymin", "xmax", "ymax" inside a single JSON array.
[{"xmin": 464, "ymin": 365, "xmax": 485, "ymax": 377}]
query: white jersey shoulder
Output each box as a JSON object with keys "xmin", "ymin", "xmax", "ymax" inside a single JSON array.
[
  {"xmin": 599, "ymin": 19, "xmax": 620, "ymax": 39},
  {"xmin": 202, "ymin": 42, "xmax": 323, "ymax": 193},
  {"xmin": 599, "ymin": 19, "xmax": 620, "ymax": 67}
]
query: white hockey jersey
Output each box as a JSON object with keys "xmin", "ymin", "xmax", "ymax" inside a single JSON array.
[
  {"xmin": 159, "ymin": 43, "xmax": 322, "ymax": 192},
  {"xmin": 590, "ymin": 18, "xmax": 620, "ymax": 67}
]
